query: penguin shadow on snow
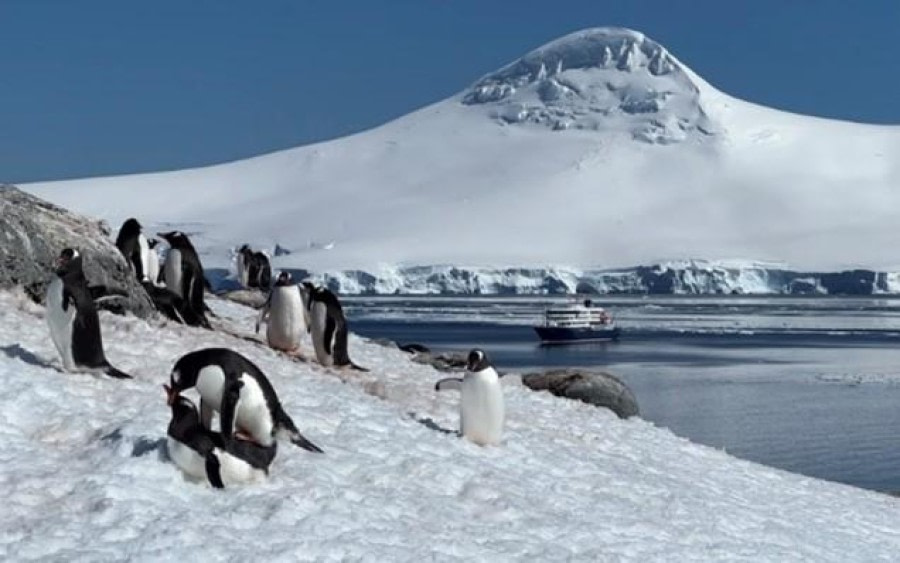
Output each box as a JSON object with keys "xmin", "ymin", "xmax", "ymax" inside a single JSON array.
[
  {"xmin": 407, "ymin": 413, "xmax": 459, "ymax": 436},
  {"xmin": 0, "ymin": 343, "xmax": 65, "ymax": 373},
  {"xmin": 99, "ymin": 427, "xmax": 169, "ymax": 460}
]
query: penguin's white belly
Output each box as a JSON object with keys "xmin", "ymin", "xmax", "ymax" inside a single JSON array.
[
  {"xmin": 166, "ymin": 437, "xmax": 266, "ymax": 486},
  {"xmin": 460, "ymin": 369, "xmax": 505, "ymax": 446},
  {"xmin": 164, "ymin": 249, "xmax": 183, "ymax": 297},
  {"xmin": 146, "ymin": 248, "xmax": 160, "ymax": 286},
  {"xmin": 166, "ymin": 437, "xmax": 207, "ymax": 481},
  {"xmin": 137, "ymin": 234, "xmax": 151, "ymax": 282},
  {"xmin": 195, "ymin": 367, "xmax": 275, "ymax": 446},
  {"xmin": 308, "ymin": 302, "xmax": 332, "ymax": 366},
  {"xmin": 45, "ymin": 277, "xmax": 76, "ymax": 370},
  {"xmin": 267, "ymin": 288, "xmax": 306, "ymax": 351}
]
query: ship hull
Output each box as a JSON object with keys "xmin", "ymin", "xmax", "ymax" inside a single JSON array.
[{"xmin": 533, "ymin": 325, "xmax": 620, "ymax": 344}]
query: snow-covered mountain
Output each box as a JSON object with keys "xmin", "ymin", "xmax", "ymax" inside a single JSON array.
[{"xmin": 24, "ymin": 27, "xmax": 900, "ymax": 292}]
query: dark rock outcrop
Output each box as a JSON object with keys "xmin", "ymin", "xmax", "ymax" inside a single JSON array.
[
  {"xmin": 410, "ymin": 350, "xmax": 469, "ymax": 372},
  {"xmin": 522, "ymin": 369, "xmax": 639, "ymax": 418},
  {"xmin": 0, "ymin": 185, "xmax": 155, "ymax": 318}
]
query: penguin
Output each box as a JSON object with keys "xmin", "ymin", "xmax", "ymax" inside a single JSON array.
[
  {"xmin": 435, "ymin": 349, "xmax": 504, "ymax": 446},
  {"xmin": 45, "ymin": 248, "xmax": 132, "ymax": 379},
  {"xmin": 301, "ymin": 282, "xmax": 366, "ymax": 371},
  {"xmin": 236, "ymin": 245, "xmax": 272, "ymax": 289},
  {"xmin": 163, "ymin": 348, "xmax": 323, "ymax": 453},
  {"xmin": 157, "ymin": 231, "xmax": 210, "ymax": 329},
  {"xmin": 236, "ymin": 244, "xmax": 253, "ymax": 288},
  {"xmin": 146, "ymin": 238, "xmax": 161, "ymax": 286},
  {"xmin": 114, "ymin": 218, "xmax": 153, "ymax": 283},
  {"xmin": 167, "ymin": 394, "xmax": 277, "ymax": 488},
  {"xmin": 256, "ymin": 272, "xmax": 308, "ymax": 354}
]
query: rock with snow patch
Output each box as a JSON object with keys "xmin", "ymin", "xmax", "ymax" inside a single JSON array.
[
  {"xmin": 0, "ymin": 185, "xmax": 155, "ymax": 318},
  {"xmin": 521, "ymin": 368, "xmax": 639, "ymax": 418}
]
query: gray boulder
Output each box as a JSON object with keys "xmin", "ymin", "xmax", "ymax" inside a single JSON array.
[
  {"xmin": 0, "ymin": 184, "xmax": 155, "ymax": 318},
  {"xmin": 521, "ymin": 369, "xmax": 640, "ymax": 418}
]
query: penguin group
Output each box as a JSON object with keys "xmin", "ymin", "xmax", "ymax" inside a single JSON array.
[{"xmin": 42, "ymin": 216, "xmax": 505, "ymax": 490}]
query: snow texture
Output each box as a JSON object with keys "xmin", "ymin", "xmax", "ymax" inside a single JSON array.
[
  {"xmin": 1, "ymin": 289, "xmax": 900, "ymax": 560},
  {"xmin": 23, "ymin": 26, "xmax": 900, "ymax": 280}
]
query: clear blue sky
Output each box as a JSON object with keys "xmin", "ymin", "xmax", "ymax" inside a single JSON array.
[{"xmin": 2, "ymin": 0, "xmax": 898, "ymax": 183}]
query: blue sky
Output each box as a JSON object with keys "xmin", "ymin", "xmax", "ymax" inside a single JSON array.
[{"xmin": 2, "ymin": 0, "xmax": 898, "ymax": 183}]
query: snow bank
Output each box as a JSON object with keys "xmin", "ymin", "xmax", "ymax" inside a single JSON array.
[{"xmin": 1, "ymin": 288, "xmax": 900, "ymax": 559}]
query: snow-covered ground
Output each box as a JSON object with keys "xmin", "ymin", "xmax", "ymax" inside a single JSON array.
[
  {"xmin": 24, "ymin": 27, "xmax": 900, "ymax": 284},
  {"xmin": 2, "ymin": 288, "xmax": 900, "ymax": 560}
]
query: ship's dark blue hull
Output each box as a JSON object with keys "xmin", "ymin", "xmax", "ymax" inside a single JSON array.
[{"xmin": 533, "ymin": 325, "xmax": 621, "ymax": 344}]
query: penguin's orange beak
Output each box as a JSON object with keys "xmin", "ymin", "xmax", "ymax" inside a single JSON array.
[{"xmin": 163, "ymin": 384, "xmax": 178, "ymax": 406}]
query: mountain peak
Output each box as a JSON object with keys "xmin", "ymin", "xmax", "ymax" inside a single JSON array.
[{"xmin": 462, "ymin": 27, "xmax": 715, "ymax": 143}]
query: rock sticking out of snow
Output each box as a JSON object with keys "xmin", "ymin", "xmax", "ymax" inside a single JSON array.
[
  {"xmin": 522, "ymin": 368, "xmax": 640, "ymax": 419},
  {"xmin": 0, "ymin": 185, "xmax": 155, "ymax": 318}
]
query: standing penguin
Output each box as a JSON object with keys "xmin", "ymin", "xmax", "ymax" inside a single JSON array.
[
  {"xmin": 114, "ymin": 218, "xmax": 153, "ymax": 283},
  {"xmin": 45, "ymin": 248, "xmax": 132, "ymax": 379},
  {"xmin": 301, "ymin": 282, "xmax": 366, "ymax": 370},
  {"xmin": 256, "ymin": 272, "xmax": 308, "ymax": 354},
  {"xmin": 167, "ymin": 394, "xmax": 277, "ymax": 488},
  {"xmin": 157, "ymin": 231, "xmax": 210, "ymax": 328},
  {"xmin": 145, "ymin": 238, "xmax": 161, "ymax": 286},
  {"xmin": 164, "ymin": 348, "xmax": 323, "ymax": 453},
  {"xmin": 435, "ymin": 349, "xmax": 504, "ymax": 446}
]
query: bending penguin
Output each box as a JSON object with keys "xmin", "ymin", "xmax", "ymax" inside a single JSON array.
[
  {"xmin": 114, "ymin": 218, "xmax": 154, "ymax": 284},
  {"xmin": 435, "ymin": 349, "xmax": 504, "ymax": 446},
  {"xmin": 45, "ymin": 248, "xmax": 132, "ymax": 379},
  {"xmin": 301, "ymin": 282, "xmax": 366, "ymax": 371},
  {"xmin": 164, "ymin": 348, "xmax": 323, "ymax": 453},
  {"xmin": 256, "ymin": 272, "xmax": 308, "ymax": 354},
  {"xmin": 157, "ymin": 231, "xmax": 210, "ymax": 328},
  {"xmin": 167, "ymin": 394, "xmax": 277, "ymax": 488}
]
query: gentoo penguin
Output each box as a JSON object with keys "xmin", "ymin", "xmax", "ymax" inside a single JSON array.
[
  {"xmin": 164, "ymin": 348, "xmax": 323, "ymax": 453},
  {"xmin": 256, "ymin": 272, "xmax": 308, "ymax": 354},
  {"xmin": 146, "ymin": 238, "xmax": 161, "ymax": 286},
  {"xmin": 167, "ymin": 394, "xmax": 277, "ymax": 488},
  {"xmin": 157, "ymin": 231, "xmax": 210, "ymax": 328},
  {"xmin": 45, "ymin": 248, "xmax": 132, "ymax": 379},
  {"xmin": 236, "ymin": 244, "xmax": 252, "ymax": 288},
  {"xmin": 114, "ymin": 218, "xmax": 153, "ymax": 283},
  {"xmin": 435, "ymin": 349, "xmax": 504, "ymax": 446},
  {"xmin": 301, "ymin": 282, "xmax": 366, "ymax": 370}
]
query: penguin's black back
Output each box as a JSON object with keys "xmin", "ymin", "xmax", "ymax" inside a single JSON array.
[
  {"xmin": 115, "ymin": 218, "xmax": 144, "ymax": 281},
  {"xmin": 60, "ymin": 266, "xmax": 108, "ymax": 368}
]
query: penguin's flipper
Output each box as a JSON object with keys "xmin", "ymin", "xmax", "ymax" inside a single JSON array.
[
  {"xmin": 219, "ymin": 379, "xmax": 244, "ymax": 438},
  {"xmin": 105, "ymin": 365, "xmax": 133, "ymax": 379},
  {"xmin": 205, "ymin": 453, "xmax": 225, "ymax": 489},
  {"xmin": 435, "ymin": 378, "xmax": 463, "ymax": 392}
]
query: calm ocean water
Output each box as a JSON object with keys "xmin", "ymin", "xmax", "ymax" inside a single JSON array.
[{"xmin": 345, "ymin": 295, "xmax": 900, "ymax": 493}]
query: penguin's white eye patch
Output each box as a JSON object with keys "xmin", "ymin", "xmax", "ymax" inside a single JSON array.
[{"xmin": 171, "ymin": 370, "xmax": 181, "ymax": 384}]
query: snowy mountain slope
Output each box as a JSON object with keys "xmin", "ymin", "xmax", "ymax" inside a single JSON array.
[
  {"xmin": 2, "ymin": 289, "xmax": 900, "ymax": 559},
  {"xmin": 24, "ymin": 27, "xmax": 900, "ymax": 282}
]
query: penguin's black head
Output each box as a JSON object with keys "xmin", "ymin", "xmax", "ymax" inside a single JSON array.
[
  {"xmin": 301, "ymin": 281, "xmax": 317, "ymax": 293},
  {"xmin": 169, "ymin": 394, "xmax": 198, "ymax": 421},
  {"xmin": 466, "ymin": 349, "xmax": 491, "ymax": 372},
  {"xmin": 157, "ymin": 231, "xmax": 189, "ymax": 249},
  {"xmin": 147, "ymin": 238, "xmax": 159, "ymax": 249},
  {"xmin": 121, "ymin": 218, "xmax": 141, "ymax": 233},
  {"xmin": 54, "ymin": 248, "xmax": 82, "ymax": 276},
  {"xmin": 275, "ymin": 271, "xmax": 292, "ymax": 286},
  {"xmin": 165, "ymin": 355, "xmax": 200, "ymax": 405}
]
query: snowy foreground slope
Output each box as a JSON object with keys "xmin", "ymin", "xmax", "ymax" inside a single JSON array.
[
  {"xmin": 1, "ymin": 290, "xmax": 900, "ymax": 560},
  {"xmin": 24, "ymin": 27, "xmax": 900, "ymax": 289}
]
